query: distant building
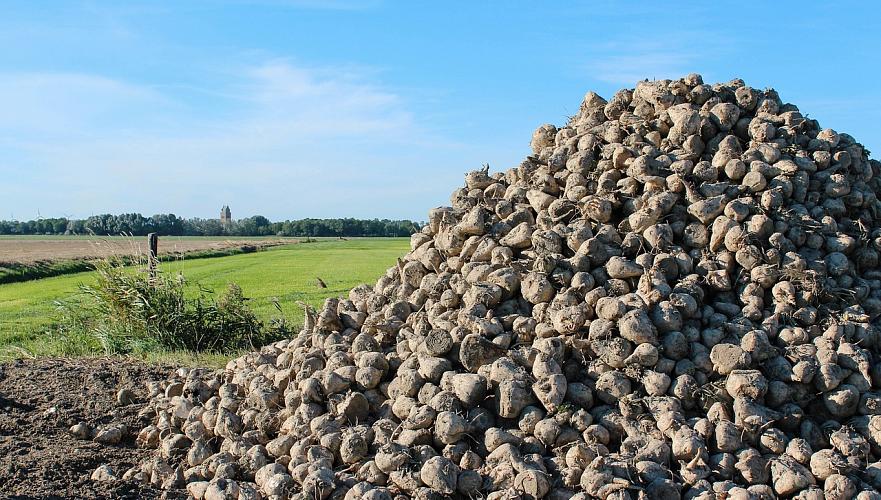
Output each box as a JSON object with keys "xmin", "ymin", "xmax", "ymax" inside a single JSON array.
[{"xmin": 220, "ymin": 205, "xmax": 232, "ymax": 225}]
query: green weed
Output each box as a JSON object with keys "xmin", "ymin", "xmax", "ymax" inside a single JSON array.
[{"xmin": 54, "ymin": 257, "xmax": 286, "ymax": 355}]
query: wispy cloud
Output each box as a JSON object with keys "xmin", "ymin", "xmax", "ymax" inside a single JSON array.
[
  {"xmin": 0, "ymin": 60, "xmax": 456, "ymax": 220},
  {"xmin": 582, "ymin": 33, "xmax": 727, "ymax": 86},
  {"xmin": 240, "ymin": 60, "xmax": 413, "ymax": 136},
  {"xmin": 588, "ymin": 52, "xmax": 697, "ymax": 86},
  {"xmin": 0, "ymin": 73, "xmax": 171, "ymax": 136},
  {"xmin": 217, "ymin": 0, "xmax": 382, "ymax": 10}
]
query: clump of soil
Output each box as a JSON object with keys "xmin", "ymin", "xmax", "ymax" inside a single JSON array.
[{"xmin": 0, "ymin": 358, "xmax": 184, "ymax": 499}]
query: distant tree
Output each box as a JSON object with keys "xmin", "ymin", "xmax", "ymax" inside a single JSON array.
[
  {"xmin": 0, "ymin": 214, "xmax": 423, "ymax": 237},
  {"xmin": 51, "ymin": 218, "xmax": 68, "ymax": 233},
  {"xmin": 66, "ymin": 219, "xmax": 86, "ymax": 234}
]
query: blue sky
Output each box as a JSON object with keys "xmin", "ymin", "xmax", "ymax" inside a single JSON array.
[{"xmin": 1, "ymin": 1, "xmax": 879, "ymax": 221}]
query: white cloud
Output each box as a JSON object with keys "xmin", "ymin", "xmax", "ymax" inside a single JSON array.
[
  {"xmin": 588, "ymin": 52, "xmax": 697, "ymax": 86},
  {"xmin": 0, "ymin": 73, "xmax": 171, "ymax": 136},
  {"xmin": 215, "ymin": 0, "xmax": 382, "ymax": 10},
  {"xmin": 240, "ymin": 60, "xmax": 413, "ymax": 137},
  {"xmin": 582, "ymin": 35, "xmax": 723, "ymax": 86},
  {"xmin": 0, "ymin": 60, "xmax": 458, "ymax": 220}
]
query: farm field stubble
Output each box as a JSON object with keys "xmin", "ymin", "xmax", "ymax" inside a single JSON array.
[
  {"xmin": 0, "ymin": 234, "xmax": 295, "ymax": 264},
  {"xmin": 0, "ymin": 237, "xmax": 409, "ymax": 364}
]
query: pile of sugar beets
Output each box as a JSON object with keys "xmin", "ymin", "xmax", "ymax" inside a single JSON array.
[{"xmin": 112, "ymin": 75, "xmax": 881, "ymax": 499}]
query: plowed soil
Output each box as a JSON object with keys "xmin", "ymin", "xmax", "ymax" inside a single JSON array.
[{"xmin": 0, "ymin": 358, "xmax": 186, "ymax": 499}]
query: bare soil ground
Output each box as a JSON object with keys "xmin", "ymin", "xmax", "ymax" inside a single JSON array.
[
  {"xmin": 0, "ymin": 238, "xmax": 288, "ymax": 265},
  {"xmin": 0, "ymin": 358, "xmax": 186, "ymax": 499}
]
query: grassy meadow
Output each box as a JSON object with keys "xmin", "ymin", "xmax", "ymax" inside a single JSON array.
[{"xmin": 0, "ymin": 238, "xmax": 409, "ymax": 363}]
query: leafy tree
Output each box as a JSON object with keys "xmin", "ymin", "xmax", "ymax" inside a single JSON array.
[{"xmin": 0, "ymin": 214, "xmax": 423, "ymax": 237}]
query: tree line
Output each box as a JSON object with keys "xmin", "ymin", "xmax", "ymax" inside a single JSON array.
[{"xmin": 0, "ymin": 214, "xmax": 422, "ymax": 237}]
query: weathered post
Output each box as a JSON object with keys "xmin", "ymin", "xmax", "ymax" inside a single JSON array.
[{"xmin": 147, "ymin": 233, "xmax": 158, "ymax": 280}]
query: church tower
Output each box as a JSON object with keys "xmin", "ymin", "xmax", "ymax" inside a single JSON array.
[{"xmin": 220, "ymin": 205, "xmax": 231, "ymax": 226}]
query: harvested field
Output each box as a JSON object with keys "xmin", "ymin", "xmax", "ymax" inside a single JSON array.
[
  {"xmin": 0, "ymin": 357, "xmax": 185, "ymax": 499},
  {"xmin": 0, "ymin": 236, "xmax": 291, "ymax": 265}
]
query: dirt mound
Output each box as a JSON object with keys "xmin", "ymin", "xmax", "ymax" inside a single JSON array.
[{"xmin": 0, "ymin": 358, "xmax": 183, "ymax": 499}]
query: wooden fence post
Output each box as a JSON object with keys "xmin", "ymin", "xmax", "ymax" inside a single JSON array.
[{"xmin": 147, "ymin": 233, "xmax": 158, "ymax": 280}]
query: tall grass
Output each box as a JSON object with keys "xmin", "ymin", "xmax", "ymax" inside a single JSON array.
[{"xmin": 54, "ymin": 256, "xmax": 288, "ymax": 355}]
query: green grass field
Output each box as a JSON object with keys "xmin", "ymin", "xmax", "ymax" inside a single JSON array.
[{"xmin": 0, "ymin": 238, "xmax": 409, "ymax": 362}]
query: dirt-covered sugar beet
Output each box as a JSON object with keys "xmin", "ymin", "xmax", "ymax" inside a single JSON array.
[{"xmin": 120, "ymin": 75, "xmax": 881, "ymax": 498}]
